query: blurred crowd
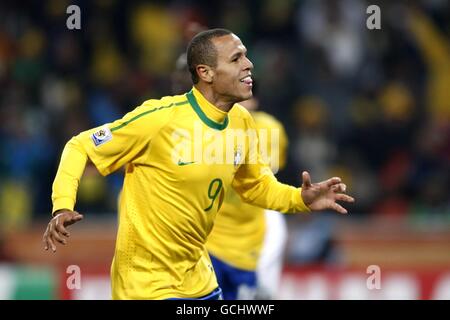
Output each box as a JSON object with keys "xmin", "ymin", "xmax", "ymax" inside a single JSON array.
[{"xmin": 0, "ymin": 0, "xmax": 449, "ymax": 233}]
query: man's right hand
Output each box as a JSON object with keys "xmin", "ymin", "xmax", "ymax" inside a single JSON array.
[{"xmin": 43, "ymin": 210, "xmax": 83, "ymax": 253}]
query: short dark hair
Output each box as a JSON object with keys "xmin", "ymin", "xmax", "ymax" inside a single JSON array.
[{"xmin": 186, "ymin": 28, "xmax": 233, "ymax": 84}]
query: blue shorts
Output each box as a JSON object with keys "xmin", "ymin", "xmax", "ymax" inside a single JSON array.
[
  {"xmin": 210, "ymin": 254, "xmax": 257, "ymax": 300},
  {"xmin": 167, "ymin": 287, "xmax": 223, "ymax": 300}
]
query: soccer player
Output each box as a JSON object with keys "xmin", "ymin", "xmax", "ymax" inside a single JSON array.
[{"xmin": 42, "ymin": 28, "xmax": 354, "ymax": 300}]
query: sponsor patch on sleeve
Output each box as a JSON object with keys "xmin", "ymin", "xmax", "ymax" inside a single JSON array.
[{"xmin": 91, "ymin": 126, "xmax": 113, "ymax": 147}]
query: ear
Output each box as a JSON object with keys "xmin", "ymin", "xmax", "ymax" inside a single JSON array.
[{"xmin": 196, "ymin": 64, "xmax": 214, "ymax": 83}]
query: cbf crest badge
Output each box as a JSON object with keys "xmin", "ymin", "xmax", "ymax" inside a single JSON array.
[
  {"xmin": 234, "ymin": 147, "xmax": 242, "ymax": 168},
  {"xmin": 91, "ymin": 126, "xmax": 113, "ymax": 147}
]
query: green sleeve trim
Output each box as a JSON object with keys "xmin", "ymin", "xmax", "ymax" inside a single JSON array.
[
  {"xmin": 110, "ymin": 100, "xmax": 189, "ymax": 132},
  {"xmin": 186, "ymin": 90, "xmax": 229, "ymax": 130}
]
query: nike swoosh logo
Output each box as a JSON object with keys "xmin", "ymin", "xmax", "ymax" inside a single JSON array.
[{"xmin": 177, "ymin": 160, "xmax": 197, "ymax": 166}]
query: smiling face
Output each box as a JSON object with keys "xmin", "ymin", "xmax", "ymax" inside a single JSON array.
[{"xmin": 209, "ymin": 34, "xmax": 254, "ymax": 104}]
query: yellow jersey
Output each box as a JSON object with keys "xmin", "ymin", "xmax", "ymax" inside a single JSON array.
[
  {"xmin": 206, "ymin": 111, "xmax": 288, "ymax": 270},
  {"xmin": 51, "ymin": 87, "xmax": 309, "ymax": 299}
]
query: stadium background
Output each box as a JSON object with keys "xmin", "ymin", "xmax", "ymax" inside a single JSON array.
[{"xmin": 0, "ymin": 0, "xmax": 448, "ymax": 299}]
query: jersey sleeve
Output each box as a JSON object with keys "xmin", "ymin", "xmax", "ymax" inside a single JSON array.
[
  {"xmin": 51, "ymin": 100, "xmax": 173, "ymax": 214},
  {"xmin": 77, "ymin": 101, "xmax": 174, "ymax": 175},
  {"xmin": 231, "ymin": 115, "xmax": 310, "ymax": 214}
]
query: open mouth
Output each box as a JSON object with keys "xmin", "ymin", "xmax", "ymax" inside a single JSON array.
[{"xmin": 239, "ymin": 75, "xmax": 253, "ymax": 87}]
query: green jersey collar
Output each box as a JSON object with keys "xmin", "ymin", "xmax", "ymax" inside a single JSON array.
[{"xmin": 186, "ymin": 89, "xmax": 229, "ymax": 131}]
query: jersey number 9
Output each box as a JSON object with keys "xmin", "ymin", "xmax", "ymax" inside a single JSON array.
[{"xmin": 204, "ymin": 178, "xmax": 223, "ymax": 212}]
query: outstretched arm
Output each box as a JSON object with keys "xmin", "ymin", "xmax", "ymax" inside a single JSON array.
[
  {"xmin": 43, "ymin": 98, "xmax": 176, "ymax": 253},
  {"xmin": 232, "ymin": 110, "xmax": 354, "ymax": 214},
  {"xmin": 233, "ymin": 166, "xmax": 354, "ymax": 214}
]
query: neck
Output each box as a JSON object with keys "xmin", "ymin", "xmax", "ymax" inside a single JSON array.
[{"xmin": 194, "ymin": 84, "xmax": 235, "ymax": 112}]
